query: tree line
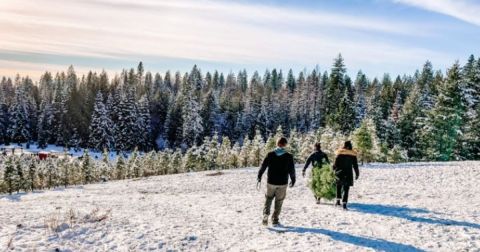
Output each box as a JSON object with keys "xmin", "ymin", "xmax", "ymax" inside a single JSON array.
[{"xmin": 0, "ymin": 54, "xmax": 479, "ymax": 161}]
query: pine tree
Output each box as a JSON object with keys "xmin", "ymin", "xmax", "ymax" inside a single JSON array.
[
  {"xmin": 239, "ymin": 136, "xmax": 252, "ymax": 167},
  {"xmin": 115, "ymin": 155, "xmax": 126, "ymax": 180},
  {"xmin": 14, "ymin": 158, "xmax": 26, "ymax": 193},
  {"xmin": 169, "ymin": 150, "xmax": 183, "ymax": 174},
  {"xmin": 37, "ymin": 102, "xmax": 55, "ymax": 148},
  {"xmin": 250, "ymin": 130, "xmax": 264, "ymax": 166},
  {"xmin": 354, "ymin": 71, "xmax": 368, "ymax": 126},
  {"xmin": 115, "ymin": 92, "xmax": 138, "ymax": 151},
  {"xmin": 27, "ymin": 158, "xmax": 36, "ymax": 191},
  {"xmin": 353, "ymin": 119, "xmax": 376, "ymax": 164},
  {"xmin": 0, "ymin": 91, "xmax": 9, "ymax": 145},
  {"xmin": 4, "ymin": 157, "xmax": 15, "ymax": 194},
  {"xmin": 82, "ymin": 150, "xmax": 94, "ymax": 183},
  {"xmin": 8, "ymin": 85, "xmax": 31, "ymax": 144},
  {"xmin": 325, "ymin": 54, "xmax": 347, "ymax": 127},
  {"xmin": 136, "ymin": 95, "xmax": 153, "ymax": 151},
  {"xmin": 422, "ymin": 62, "xmax": 466, "ymax": 161},
  {"xmin": 88, "ymin": 93, "xmax": 114, "ymax": 151}
]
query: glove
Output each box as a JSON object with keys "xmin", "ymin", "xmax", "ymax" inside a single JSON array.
[
  {"xmin": 355, "ymin": 174, "xmax": 359, "ymax": 180},
  {"xmin": 289, "ymin": 181, "xmax": 295, "ymax": 188},
  {"xmin": 257, "ymin": 177, "xmax": 262, "ymax": 183},
  {"xmin": 302, "ymin": 170, "xmax": 306, "ymax": 178}
]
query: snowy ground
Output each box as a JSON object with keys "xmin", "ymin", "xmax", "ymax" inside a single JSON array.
[{"xmin": 1, "ymin": 162, "xmax": 480, "ymax": 252}]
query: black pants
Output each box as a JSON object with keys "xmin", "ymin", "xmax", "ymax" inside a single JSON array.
[{"xmin": 336, "ymin": 183, "xmax": 350, "ymax": 203}]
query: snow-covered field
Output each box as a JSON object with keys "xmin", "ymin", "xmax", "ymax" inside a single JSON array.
[{"xmin": 1, "ymin": 162, "xmax": 479, "ymax": 251}]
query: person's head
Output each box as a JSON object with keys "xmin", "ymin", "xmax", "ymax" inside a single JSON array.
[
  {"xmin": 343, "ymin": 141, "xmax": 353, "ymax": 150},
  {"xmin": 277, "ymin": 137, "xmax": 288, "ymax": 148},
  {"xmin": 314, "ymin": 143, "xmax": 321, "ymax": 151}
]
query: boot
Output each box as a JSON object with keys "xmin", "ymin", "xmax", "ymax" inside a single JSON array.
[
  {"xmin": 335, "ymin": 199, "xmax": 341, "ymax": 207},
  {"xmin": 272, "ymin": 218, "xmax": 281, "ymax": 226},
  {"xmin": 342, "ymin": 203, "xmax": 348, "ymax": 210},
  {"xmin": 262, "ymin": 215, "xmax": 269, "ymax": 226}
]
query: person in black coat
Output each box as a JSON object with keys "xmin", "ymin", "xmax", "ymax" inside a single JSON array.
[
  {"xmin": 333, "ymin": 141, "xmax": 359, "ymax": 210},
  {"xmin": 302, "ymin": 143, "xmax": 330, "ymax": 177},
  {"xmin": 258, "ymin": 137, "xmax": 296, "ymax": 226}
]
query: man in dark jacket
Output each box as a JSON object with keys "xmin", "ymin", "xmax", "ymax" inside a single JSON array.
[
  {"xmin": 302, "ymin": 143, "xmax": 330, "ymax": 177},
  {"xmin": 333, "ymin": 141, "xmax": 359, "ymax": 210},
  {"xmin": 258, "ymin": 137, "xmax": 296, "ymax": 226}
]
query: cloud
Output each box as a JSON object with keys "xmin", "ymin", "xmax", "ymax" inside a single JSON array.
[
  {"xmin": 0, "ymin": 0, "xmax": 454, "ymax": 79},
  {"xmin": 394, "ymin": 0, "xmax": 480, "ymax": 26}
]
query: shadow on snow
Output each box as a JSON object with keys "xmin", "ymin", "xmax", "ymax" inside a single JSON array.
[
  {"xmin": 349, "ymin": 203, "xmax": 480, "ymax": 229},
  {"xmin": 268, "ymin": 226, "xmax": 425, "ymax": 252}
]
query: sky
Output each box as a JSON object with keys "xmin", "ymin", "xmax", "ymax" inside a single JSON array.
[{"xmin": 0, "ymin": 0, "xmax": 479, "ymax": 80}]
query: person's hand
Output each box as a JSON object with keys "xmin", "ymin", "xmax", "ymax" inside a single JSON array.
[
  {"xmin": 257, "ymin": 177, "xmax": 261, "ymax": 183},
  {"xmin": 302, "ymin": 170, "xmax": 306, "ymax": 178},
  {"xmin": 289, "ymin": 181, "xmax": 295, "ymax": 188},
  {"xmin": 355, "ymin": 174, "xmax": 359, "ymax": 180}
]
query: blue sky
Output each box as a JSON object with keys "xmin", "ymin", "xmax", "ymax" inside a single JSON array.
[{"xmin": 0, "ymin": 0, "xmax": 479, "ymax": 80}]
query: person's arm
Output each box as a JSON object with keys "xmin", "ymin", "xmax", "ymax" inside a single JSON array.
[
  {"xmin": 332, "ymin": 155, "xmax": 339, "ymax": 171},
  {"xmin": 353, "ymin": 156, "xmax": 359, "ymax": 179},
  {"xmin": 303, "ymin": 154, "xmax": 312, "ymax": 175},
  {"xmin": 303, "ymin": 154, "xmax": 312, "ymax": 171},
  {"xmin": 288, "ymin": 155, "xmax": 296, "ymax": 187},
  {"xmin": 257, "ymin": 153, "xmax": 270, "ymax": 182}
]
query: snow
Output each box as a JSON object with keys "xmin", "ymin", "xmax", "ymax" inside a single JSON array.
[{"xmin": 1, "ymin": 161, "xmax": 479, "ymax": 251}]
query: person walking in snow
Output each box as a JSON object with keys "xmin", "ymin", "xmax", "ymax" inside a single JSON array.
[
  {"xmin": 302, "ymin": 143, "xmax": 330, "ymax": 178},
  {"xmin": 257, "ymin": 137, "xmax": 296, "ymax": 226},
  {"xmin": 333, "ymin": 141, "xmax": 359, "ymax": 210}
]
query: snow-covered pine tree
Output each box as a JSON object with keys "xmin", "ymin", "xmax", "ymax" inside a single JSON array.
[
  {"xmin": 0, "ymin": 91, "xmax": 9, "ymax": 145},
  {"xmin": 37, "ymin": 102, "xmax": 55, "ymax": 148},
  {"xmin": 45, "ymin": 158, "xmax": 57, "ymax": 189},
  {"xmin": 169, "ymin": 149, "xmax": 183, "ymax": 174},
  {"xmin": 136, "ymin": 95, "xmax": 153, "ymax": 151},
  {"xmin": 115, "ymin": 155, "xmax": 126, "ymax": 180},
  {"xmin": 128, "ymin": 147, "xmax": 141, "ymax": 178},
  {"xmin": 3, "ymin": 157, "xmax": 15, "ymax": 194},
  {"xmin": 183, "ymin": 147, "xmax": 199, "ymax": 172},
  {"xmin": 353, "ymin": 119, "xmax": 376, "ymax": 164},
  {"xmin": 384, "ymin": 93, "xmax": 402, "ymax": 148},
  {"xmin": 205, "ymin": 133, "xmax": 219, "ymax": 170},
  {"xmin": 14, "ymin": 157, "xmax": 26, "ymax": 193},
  {"xmin": 239, "ymin": 136, "xmax": 252, "ymax": 167},
  {"xmin": 27, "ymin": 158, "xmax": 37, "ymax": 191},
  {"xmin": 8, "ymin": 85, "xmax": 31, "ymax": 144},
  {"xmin": 422, "ymin": 62, "xmax": 466, "ymax": 161},
  {"xmin": 287, "ymin": 128, "xmax": 301, "ymax": 162},
  {"xmin": 200, "ymin": 91, "xmax": 218, "ymax": 139},
  {"xmin": 325, "ymin": 54, "xmax": 347, "ymax": 128},
  {"xmin": 217, "ymin": 136, "xmax": 232, "ymax": 169},
  {"xmin": 88, "ymin": 92, "xmax": 114, "ymax": 151},
  {"xmin": 460, "ymin": 55, "xmax": 480, "ymax": 159},
  {"xmin": 354, "ymin": 71, "xmax": 368, "ymax": 127},
  {"xmin": 250, "ymin": 130, "xmax": 265, "ymax": 167},
  {"xmin": 115, "ymin": 92, "xmax": 138, "ymax": 151},
  {"xmin": 82, "ymin": 150, "xmax": 94, "ymax": 183}
]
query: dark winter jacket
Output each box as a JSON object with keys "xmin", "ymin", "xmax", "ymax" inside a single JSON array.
[
  {"xmin": 333, "ymin": 148, "xmax": 359, "ymax": 187},
  {"xmin": 303, "ymin": 151, "xmax": 330, "ymax": 171},
  {"xmin": 258, "ymin": 148, "xmax": 296, "ymax": 186}
]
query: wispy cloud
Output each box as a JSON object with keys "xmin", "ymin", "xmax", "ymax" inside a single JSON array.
[
  {"xmin": 394, "ymin": 0, "xmax": 480, "ymax": 26},
  {"xmin": 0, "ymin": 0, "xmax": 458, "ymax": 78}
]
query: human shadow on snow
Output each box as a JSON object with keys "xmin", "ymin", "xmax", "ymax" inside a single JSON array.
[
  {"xmin": 268, "ymin": 226, "xmax": 425, "ymax": 252},
  {"xmin": 349, "ymin": 203, "xmax": 480, "ymax": 229}
]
